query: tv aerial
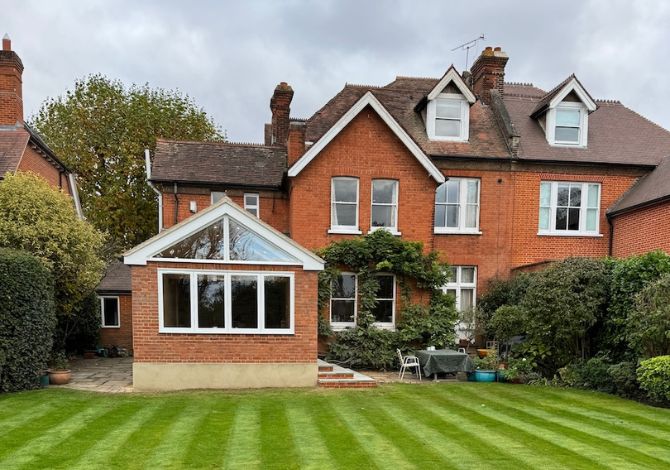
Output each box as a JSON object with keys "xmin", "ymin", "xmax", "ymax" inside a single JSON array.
[{"xmin": 452, "ymin": 34, "xmax": 486, "ymax": 70}]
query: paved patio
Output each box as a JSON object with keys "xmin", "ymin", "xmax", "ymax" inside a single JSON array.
[{"xmin": 59, "ymin": 357, "xmax": 133, "ymax": 393}]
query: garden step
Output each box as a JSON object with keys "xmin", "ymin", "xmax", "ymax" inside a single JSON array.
[
  {"xmin": 317, "ymin": 358, "xmax": 333, "ymax": 373},
  {"xmin": 316, "ymin": 363, "xmax": 377, "ymax": 388},
  {"xmin": 318, "ymin": 371, "xmax": 355, "ymax": 379}
]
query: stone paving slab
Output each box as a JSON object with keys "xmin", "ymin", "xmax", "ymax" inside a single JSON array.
[{"xmin": 57, "ymin": 357, "xmax": 133, "ymax": 393}]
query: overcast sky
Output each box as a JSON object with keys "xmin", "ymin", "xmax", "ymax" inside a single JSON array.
[{"xmin": 4, "ymin": 0, "xmax": 670, "ymax": 142}]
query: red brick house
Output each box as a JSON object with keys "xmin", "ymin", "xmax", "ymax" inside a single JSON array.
[{"xmin": 119, "ymin": 46, "xmax": 670, "ymax": 389}]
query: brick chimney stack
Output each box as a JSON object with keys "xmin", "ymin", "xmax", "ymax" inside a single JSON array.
[
  {"xmin": 470, "ymin": 46, "xmax": 508, "ymax": 105},
  {"xmin": 0, "ymin": 34, "xmax": 24, "ymax": 126},
  {"xmin": 270, "ymin": 82, "xmax": 294, "ymax": 146}
]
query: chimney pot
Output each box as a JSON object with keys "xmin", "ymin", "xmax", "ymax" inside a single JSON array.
[
  {"xmin": 470, "ymin": 45, "xmax": 509, "ymax": 105},
  {"xmin": 0, "ymin": 33, "xmax": 24, "ymax": 125},
  {"xmin": 2, "ymin": 33, "xmax": 10, "ymax": 51},
  {"xmin": 494, "ymin": 46, "xmax": 501, "ymax": 52},
  {"xmin": 270, "ymin": 82, "xmax": 294, "ymax": 146}
]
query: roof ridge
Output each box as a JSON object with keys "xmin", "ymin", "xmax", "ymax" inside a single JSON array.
[
  {"xmin": 595, "ymin": 98, "xmax": 621, "ymax": 105},
  {"xmin": 345, "ymin": 83, "xmax": 380, "ymax": 89},
  {"xmin": 504, "ymin": 81, "xmax": 535, "ymax": 87},
  {"xmin": 394, "ymin": 75, "xmax": 439, "ymax": 81},
  {"xmin": 158, "ymin": 138, "xmax": 280, "ymax": 148}
]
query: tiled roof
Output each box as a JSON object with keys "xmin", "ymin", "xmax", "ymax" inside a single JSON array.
[
  {"xmin": 528, "ymin": 74, "xmax": 597, "ymax": 117},
  {"xmin": 0, "ymin": 127, "xmax": 29, "ymax": 175},
  {"xmin": 151, "ymin": 139, "xmax": 287, "ymax": 188},
  {"xmin": 96, "ymin": 261, "xmax": 131, "ymax": 293},
  {"xmin": 608, "ymin": 156, "xmax": 670, "ymax": 214}
]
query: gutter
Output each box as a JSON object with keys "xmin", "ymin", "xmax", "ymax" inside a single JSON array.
[{"xmin": 144, "ymin": 149, "xmax": 163, "ymax": 232}]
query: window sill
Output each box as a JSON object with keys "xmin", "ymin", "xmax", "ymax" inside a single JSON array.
[
  {"xmin": 101, "ymin": 325, "xmax": 120, "ymax": 329},
  {"xmin": 330, "ymin": 323, "xmax": 395, "ymax": 331},
  {"xmin": 328, "ymin": 228, "xmax": 362, "ymax": 235},
  {"xmin": 549, "ymin": 142, "xmax": 586, "ymax": 148},
  {"xmin": 537, "ymin": 231, "xmax": 603, "ymax": 238},
  {"xmin": 368, "ymin": 228, "xmax": 402, "ymax": 236},
  {"xmin": 159, "ymin": 328, "xmax": 295, "ymax": 335},
  {"xmin": 434, "ymin": 229, "xmax": 482, "ymax": 235},
  {"xmin": 428, "ymin": 135, "xmax": 469, "ymax": 143}
]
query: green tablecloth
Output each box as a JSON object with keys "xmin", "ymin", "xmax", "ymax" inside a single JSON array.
[{"xmin": 415, "ymin": 349, "xmax": 474, "ymax": 376}]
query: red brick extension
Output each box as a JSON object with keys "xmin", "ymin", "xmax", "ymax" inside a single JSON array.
[
  {"xmin": 99, "ymin": 294, "xmax": 133, "ymax": 351},
  {"xmin": 611, "ymin": 202, "xmax": 670, "ymax": 257}
]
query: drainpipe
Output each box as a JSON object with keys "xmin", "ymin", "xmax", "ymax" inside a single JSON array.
[
  {"xmin": 144, "ymin": 149, "xmax": 163, "ymax": 232},
  {"xmin": 173, "ymin": 182, "xmax": 179, "ymax": 226},
  {"xmin": 607, "ymin": 215, "xmax": 614, "ymax": 257}
]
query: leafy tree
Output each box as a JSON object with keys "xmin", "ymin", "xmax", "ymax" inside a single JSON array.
[
  {"xmin": 32, "ymin": 74, "xmax": 224, "ymax": 249},
  {"xmin": 628, "ymin": 273, "xmax": 670, "ymax": 357},
  {"xmin": 476, "ymin": 274, "xmax": 531, "ymax": 337},
  {"xmin": 0, "ymin": 173, "xmax": 105, "ymax": 349}
]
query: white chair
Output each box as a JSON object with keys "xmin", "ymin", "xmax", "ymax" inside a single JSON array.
[
  {"xmin": 397, "ymin": 348, "xmax": 422, "ymax": 381},
  {"xmin": 457, "ymin": 348, "xmax": 466, "ymax": 354}
]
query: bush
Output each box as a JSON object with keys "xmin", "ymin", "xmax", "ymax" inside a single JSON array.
[
  {"xmin": 489, "ymin": 305, "xmax": 525, "ymax": 345},
  {"xmin": 0, "ymin": 248, "xmax": 56, "ymax": 392},
  {"xmin": 608, "ymin": 361, "xmax": 640, "ymax": 399},
  {"xmin": 396, "ymin": 293, "xmax": 458, "ymax": 350},
  {"xmin": 559, "ymin": 357, "xmax": 614, "ymax": 393},
  {"xmin": 637, "ymin": 356, "xmax": 670, "ymax": 404},
  {"xmin": 505, "ymin": 357, "xmax": 536, "ymax": 383},
  {"xmin": 627, "ymin": 274, "xmax": 670, "ymax": 357},
  {"xmin": 327, "ymin": 326, "xmax": 397, "ymax": 369},
  {"xmin": 58, "ymin": 292, "xmax": 101, "ymax": 353},
  {"xmin": 477, "ymin": 274, "xmax": 531, "ymax": 337}
]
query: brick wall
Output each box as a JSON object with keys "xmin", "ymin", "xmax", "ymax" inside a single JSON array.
[
  {"xmin": 99, "ymin": 294, "xmax": 133, "ymax": 351},
  {"xmin": 131, "ymin": 261, "xmax": 317, "ymax": 363},
  {"xmin": 17, "ymin": 146, "xmax": 71, "ymax": 194},
  {"xmin": 611, "ymin": 202, "xmax": 670, "ymax": 257}
]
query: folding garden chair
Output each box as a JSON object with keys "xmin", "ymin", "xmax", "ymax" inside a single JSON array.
[{"xmin": 396, "ymin": 348, "xmax": 422, "ymax": 381}]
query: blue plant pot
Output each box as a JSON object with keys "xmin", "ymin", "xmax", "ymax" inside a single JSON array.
[{"xmin": 474, "ymin": 370, "xmax": 497, "ymax": 382}]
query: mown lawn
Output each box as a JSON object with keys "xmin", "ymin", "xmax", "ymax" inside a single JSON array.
[{"xmin": 0, "ymin": 383, "xmax": 669, "ymax": 469}]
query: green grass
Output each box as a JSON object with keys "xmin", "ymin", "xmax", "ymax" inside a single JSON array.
[{"xmin": 1, "ymin": 383, "xmax": 669, "ymax": 469}]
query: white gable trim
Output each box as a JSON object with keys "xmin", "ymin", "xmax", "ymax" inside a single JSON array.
[
  {"xmin": 548, "ymin": 77, "xmax": 597, "ymax": 112},
  {"xmin": 124, "ymin": 196, "xmax": 324, "ymax": 270},
  {"xmin": 287, "ymin": 92, "xmax": 445, "ymax": 184},
  {"xmin": 427, "ymin": 67, "xmax": 476, "ymax": 103}
]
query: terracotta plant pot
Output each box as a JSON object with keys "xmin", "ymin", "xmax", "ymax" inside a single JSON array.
[
  {"xmin": 48, "ymin": 369, "xmax": 72, "ymax": 385},
  {"xmin": 477, "ymin": 348, "xmax": 489, "ymax": 358},
  {"xmin": 83, "ymin": 350, "xmax": 96, "ymax": 359}
]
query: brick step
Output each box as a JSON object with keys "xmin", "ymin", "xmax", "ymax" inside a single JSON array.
[
  {"xmin": 317, "ymin": 358, "xmax": 333, "ymax": 373},
  {"xmin": 318, "ymin": 379, "xmax": 377, "ymax": 388},
  {"xmin": 318, "ymin": 371, "xmax": 355, "ymax": 379},
  {"xmin": 316, "ymin": 360, "xmax": 377, "ymax": 388}
]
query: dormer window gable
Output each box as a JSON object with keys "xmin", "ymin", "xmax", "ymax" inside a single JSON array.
[
  {"xmin": 424, "ymin": 66, "xmax": 476, "ymax": 143},
  {"xmin": 532, "ymin": 75, "xmax": 598, "ymax": 148}
]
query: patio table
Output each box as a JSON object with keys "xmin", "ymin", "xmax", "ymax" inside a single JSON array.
[{"xmin": 415, "ymin": 349, "xmax": 474, "ymax": 379}]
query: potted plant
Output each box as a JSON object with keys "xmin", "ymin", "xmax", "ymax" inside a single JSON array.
[
  {"xmin": 505, "ymin": 357, "xmax": 534, "ymax": 384},
  {"xmin": 48, "ymin": 352, "xmax": 72, "ymax": 385},
  {"xmin": 473, "ymin": 350, "xmax": 498, "ymax": 382}
]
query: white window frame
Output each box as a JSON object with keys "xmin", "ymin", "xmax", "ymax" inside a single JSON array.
[
  {"xmin": 329, "ymin": 177, "xmax": 361, "ymax": 234},
  {"xmin": 329, "ymin": 272, "xmax": 357, "ymax": 330},
  {"xmin": 157, "ymin": 268, "xmax": 295, "ymax": 335},
  {"xmin": 211, "ymin": 191, "xmax": 225, "ymax": 204},
  {"xmin": 443, "ymin": 266, "xmax": 477, "ymax": 312},
  {"xmin": 369, "ymin": 179, "xmax": 400, "ymax": 235},
  {"xmin": 538, "ymin": 181, "xmax": 602, "ymax": 237},
  {"xmin": 426, "ymin": 93, "xmax": 470, "ymax": 142},
  {"xmin": 546, "ymin": 102, "xmax": 588, "ymax": 147},
  {"xmin": 434, "ymin": 178, "xmax": 481, "ymax": 234},
  {"xmin": 243, "ymin": 193, "xmax": 260, "ymax": 217},
  {"xmin": 100, "ymin": 296, "xmax": 120, "ymax": 328},
  {"xmin": 373, "ymin": 273, "xmax": 396, "ymax": 330}
]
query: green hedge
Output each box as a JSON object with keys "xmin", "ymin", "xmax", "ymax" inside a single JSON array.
[
  {"xmin": 637, "ymin": 356, "xmax": 670, "ymax": 404},
  {"xmin": 0, "ymin": 248, "xmax": 56, "ymax": 392}
]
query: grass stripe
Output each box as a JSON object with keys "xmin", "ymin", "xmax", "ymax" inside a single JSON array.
[
  {"xmin": 284, "ymin": 399, "xmax": 335, "ymax": 469},
  {"xmin": 259, "ymin": 398, "xmax": 300, "ymax": 469},
  {"xmin": 0, "ymin": 402, "xmax": 63, "ymax": 438},
  {"xmin": 223, "ymin": 401, "xmax": 262, "ymax": 469}
]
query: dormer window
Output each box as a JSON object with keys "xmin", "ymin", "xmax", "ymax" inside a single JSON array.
[
  {"xmin": 424, "ymin": 66, "xmax": 476, "ymax": 143},
  {"xmin": 548, "ymin": 102, "xmax": 588, "ymax": 147}
]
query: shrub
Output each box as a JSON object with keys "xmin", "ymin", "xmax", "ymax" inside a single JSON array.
[
  {"xmin": 608, "ymin": 361, "xmax": 641, "ymax": 399},
  {"xmin": 559, "ymin": 357, "xmax": 614, "ymax": 393},
  {"xmin": 489, "ymin": 305, "xmax": 525, "ymax": 346},
  {"xmin": 474, "ymin": 350, "xmax": 498, "ymax": 371},
  {"xmin": 637, "ymin": 356, "xmax": 670, "ymax": 404},
  {"xmin": 58, "ymin": 292, "xmax": 101, "ymax": 353},
  {"xmin": 0, "ymin": 248, "xmax": 56, "ymax": 392},
  {"xmin": 627, "ymin": 274, "xmax": 670, "ymax": 357},
  {"xmin": 396, "ymin": 293, "xmax": 458, "ymax": 350},
  {"xmin": 505, "ymin": 357, "xmax": 536, "ymax": 383},
  {"xmin": 477, "ymin": 274, "xmax": 531, "ymax": 337},
  {"xmin": 327, "ymin": 326, "xmax": 397, "ymax": 370}
]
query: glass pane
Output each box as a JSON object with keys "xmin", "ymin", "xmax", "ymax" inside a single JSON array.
[
  {"xmin": 557, "ymin": 185, "xmax": 569, "ymax": 206},
  {"xmin": 587, "ymin": 184, "xmax": 599, "ymax": 208},
  {"xmin": 539, "ymin": 207, "xmax": 551, "ymax": 230},
  {"xmin": 333, "ymin": 179, "xmax": 357, "ymax": 203},
  {"xmin": 103, "ymin": 298, "xmax": 119, "ymax": 326},
  {"xmin": 162, "ymin": 273, "xmax": 191, "ymax": 328},
  {"xmin": 265, "ymin": 276, "xmax": 290, "ymax": 329},
  {"xmin": 197, "ymin": 275, "xmax": 225, "ymax": 328},
  {"xmin": 371, "ymin": 205, "xmax": 395, "ymax": 228},
  {"xmin": 333, "ymin": 203, "xmax": 356, "ymax": 227},
  {"xmin": 446, "ymin": 288, "xmax": 457, "ymax": 297},
  {"xmin": 586, "ymin": 208, "xmax": 598, "ymax": 232},
  {"xmin": 332, "ymin": 274, "xmax": 356, "ymax": 299},
  {"xmin": 435, "ymin": 119, "xmax": 460, "ymax": 137},
  {"xmin": 436, "ymin": 183, "xmax": 447, "ymax": 204},
  {"xmin": 229, "ymin": 219, "xmax": 296, "ymax": 262},
  {"xmin": 446, "ymin": 205, "xmax": 459, "ymax": 228},
  {"xmin": 446, "ymin": 180, "xmax": 460, "ymax": 203},
  {"xmin": 556, "ymin": 207, "xmax": 567, "ymax": 230},
  {"xmin": 331, "ymin": 300, "xmax": 355, "ymax": 323},
  {"xmin": 244, "ymin": 194, "xmax": 258, "ymax": 206},
  {"xmin": 465, "ymin": 205, "xmax": 477, "ymax": 228},
  {"xmin": 466, "ymin": 180, "xmax": 479, "ymax": 204},
  {"xmin": 569, "ymin": 185, "xmax": 581, "ymax": 207},
  {"xmin": 449, "ymin": 267, "xmax": 457, "ymax": 282},
  {"xmin": 372, "ymin": 180, "xmax": 396, "ymax": 204},
  {"xmin": 212, "ymin": 192, "xmax": 225, "ymax": 203},
  {"xmin": 540, "ymin": 182, "xmax": 551, "ymax": 207},
  {"xmin": 568, "ymin": 208, "xmax": 580, "ymax": 231},
  {"xmin": 435, "ymin": 204, "xmax": 446, "ymax": 227},
  {"xmin": 376, "ymin": 275, "xmax": 394, "ymax": 299},
  {"xmin": 461, "ymin": 267, "xmax": 475, "ymax": 284},
  {"xmin": 555, "ymin": 126, "xmax": 579, "ymax": 143},
  {"xmin": 246, "ymin": 207, "xmax": 258, "ymax": 217},
  {"xmin": 556, "ymin": 108, "xmax": 580, "ymax": 126},
  {"xmin": 460, "ymin": 289, "xmax": 474, "ymax": 311},
  {"xmin": 231, "ymin": 276, "xmax": 258, "ymax": 329},
  {"xmin": 372, "ymin": 300, "xmax": 393, "ymax": 323},
  {"xmin": 436, "ymin": 99, "xmax": 461, "ymax": 119},
  {"xmin": 157, "ymin": 220, "xmax": 224, "ymax": 259}
]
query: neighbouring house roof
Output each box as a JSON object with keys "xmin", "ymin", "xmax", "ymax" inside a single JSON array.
[
  {"xmin": 0, "ymin": 127, "xmax": 29, "ymax": 175},
  {"xmin": 124, "ymin": 195, "xmax": 324, "ymax": 270},
  {"xmin": 96, "ymin": 261, "xmax": 132, "ymax": 293},
  {"xmin": 151, "ymin": 139, "xmax": 287, "ymax": 188},
  {"xmin": 608, "ymin": 156, "xmax": 670, "ymax": 215}
]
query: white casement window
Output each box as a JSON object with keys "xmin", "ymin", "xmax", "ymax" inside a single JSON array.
[
  {"xmin": 158, "ymin": 269, "xmax": 294, "ymax": 334},
  {"xmin": 434, "ymin": 178, "xmax": 480, "ymax": 233},
  {"xmin": 547, "ymin": 102, "xmax": 588, "ymax": 147},
  {"xmin": 443, "ymin": 266, "xmax": 477, "ymax": 312},
  {"xmin": 370, "ymin": 180, "xmax": 399, "ymax": 234},
  {"xmin": 330, "ymin": 177, "xmax": 360, "ymax": 234},
  {"xmin": 100, "ymin": 296, "xmax": 120, "ymax": 328},
  {"xmin": 243, "ymin": 193, "xmax": 260, "ymax": 217},
  {"xmin": 426, "ymin": 94, "xmax": 469, "ymax": 142},
  {"xmin": 330, "ymin": 273, "xmax": 357, "ymax": 329},
  {"xmin": 372, "ymin": 274, "xmax": 395, "ymax": 328},
  {"xmin": 538, "ymin": 181, "xmax": 601, "ymax": 236}
]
